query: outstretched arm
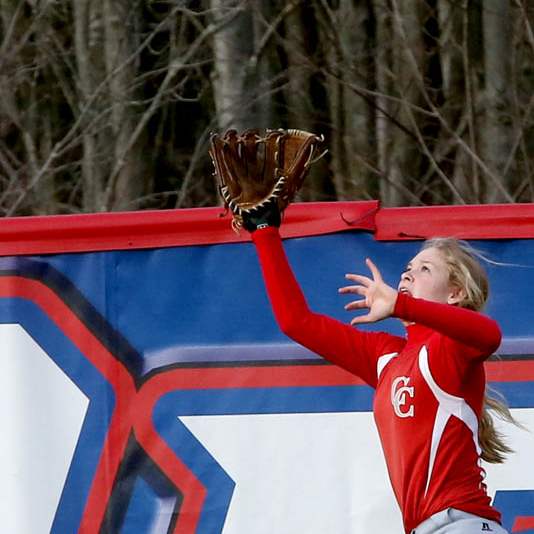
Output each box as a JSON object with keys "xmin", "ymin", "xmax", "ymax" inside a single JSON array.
[
  {"xmin": 340, "ymin": 259, "xmax": 501, "ymax": 357},
  {"xmin": 339, "ymin": 258, "xmax": 398, "ymax": 325},
  {"xmin": 251, "ymin": 227, "xmax": 404, "ymax": 387},
  {"xmin": 393, "ymin": 292, "xmax": 501, "ymax": 355}
]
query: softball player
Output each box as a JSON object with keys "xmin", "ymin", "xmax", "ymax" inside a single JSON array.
[{"xmin": 249, "ymin": 225, "xmax": 511, "ymax": 534}]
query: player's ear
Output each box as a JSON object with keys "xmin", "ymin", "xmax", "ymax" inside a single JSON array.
[{"xmin": 447, "ymin": 285, "xmax": 466, "ymax": 306}]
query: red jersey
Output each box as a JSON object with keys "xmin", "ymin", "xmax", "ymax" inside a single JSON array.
[{"xmin": 252, "ymin": 227, "xmax": 502, "ymax": 533}]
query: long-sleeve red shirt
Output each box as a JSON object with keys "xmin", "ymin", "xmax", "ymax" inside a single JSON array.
[{"xmin": 252, "ymin": 227, "xmax": 502, "ymax": 533}]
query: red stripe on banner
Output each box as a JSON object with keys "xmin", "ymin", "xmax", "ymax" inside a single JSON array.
[
  {"xmin": 135, "ymin": 374, "xmax": 208, "ymax": 534},
  {"xmin": 0, "ymin": 277, "xmax": 137, "ymax": 534},
  {"xmin": 0, "ymin": 201, "xmax": 378, "ymax": 255},
  {"xmin": 375, "ymin": 203, "xmax": 534, "ymax": 241},
  {"xmin": 512, "ymin": 516, "xmax": 534, "ymax": 532},
  {"xmin": 133, "ymin": 395, "xmax": 207, "ymax": 534},
  {"xmin": 133, "ymin": 364, "xmax": 366, "ymax": 534},
  {"xmin": 145, "ymin": 365, "xmax": 366, "ymax": 391},
  {"xmin": 139, "ymin": 361, "xmax": 534, "ymax": 389},
  {"xmin": 2, "ymin": 201, "xmax": 533, "ymax": 256},
  {"xmin": 132, "ymin": 360, "xmax": 531, "ymax": 534},
  {"xmin": 485, "ymin": 360, "xmax": 534, "ymax": 382}
]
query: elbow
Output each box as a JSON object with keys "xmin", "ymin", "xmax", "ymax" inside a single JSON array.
[
  {"xmin": 277, "ymin": 313, "xmax": 302, "ymax": 339},
  {"xmin": 275, "ymin": 309, "xmax": 311, "ymax": 343},
  {"xmin": 485, "ymin": 319, "xmax": 503, "ymax": 354},
  {"xmin": 271, "ymin": 299, "xmax": 311, "ymax": 340}
]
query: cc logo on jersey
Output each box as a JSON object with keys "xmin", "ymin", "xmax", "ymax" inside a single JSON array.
[{"xmin": 391, "ymin": 376, "xmax": 415, "ymax": 418}]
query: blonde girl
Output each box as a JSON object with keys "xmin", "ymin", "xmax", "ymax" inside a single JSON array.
[{"xmin": 244, "ymin": 204, "xmax": 512, "ymax": 534}]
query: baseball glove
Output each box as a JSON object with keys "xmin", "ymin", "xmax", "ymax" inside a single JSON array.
[{"xmin": 209, "ymin": 128, "xmax": 325, "ymax": 232}]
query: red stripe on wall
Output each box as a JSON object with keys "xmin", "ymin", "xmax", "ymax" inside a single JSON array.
[
  {"xmin": 512, "ymin": 516, "xmax": 534, "ymax": 532},
  {"xmin": 0, "ymin": 201, "xmax": 377, "ymax": 255},
  {"xmin": 0, "ymin": 276, "xmax": 136, "ymax": 534},
  {"xmin": 1, "ymin": 201, "xmax": 534, "ymax": 256},
  {"xmin": 485, "ymin": 360, "xmax": 534, "ymax": 382},
  {"xmin": 375, "ymin": 203, "xmax": 534, "ymax": 241}
]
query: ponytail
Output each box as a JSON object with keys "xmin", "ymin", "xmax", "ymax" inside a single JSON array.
[
  {"xmin": 422, "ymin": 238, "xmax": 524, "ymax": 463},
  {"xmin": 479, "ymin": 387, "xmax": 519, "ymax": 464}
]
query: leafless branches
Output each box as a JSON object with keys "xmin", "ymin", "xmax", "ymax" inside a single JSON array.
[{"xmin": 0, "ymin": 0, "xmax": 533, "ymax": 216}]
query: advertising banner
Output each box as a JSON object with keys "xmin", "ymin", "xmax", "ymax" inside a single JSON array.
[{"xmin": 1, "ymin": 202, "xmax": 533, "ymax": 533}]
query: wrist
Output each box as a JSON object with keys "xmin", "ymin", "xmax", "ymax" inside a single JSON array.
[
  {"xmin": 392, "ymin": 291, "xmax": 408, "ymax": 318},
  {"xmin": 242, "ymin": 198, "xmax": 281, "ymax": 232}
]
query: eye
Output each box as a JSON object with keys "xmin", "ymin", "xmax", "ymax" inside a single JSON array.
[{"xmin": 421, "ymin": 265, "xmax": 430, "ymax": 273}]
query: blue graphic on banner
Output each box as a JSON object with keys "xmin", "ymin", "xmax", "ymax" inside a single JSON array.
[{"xmin": 1, "ymin": 233, "xmax": 533, "ymax": 533}]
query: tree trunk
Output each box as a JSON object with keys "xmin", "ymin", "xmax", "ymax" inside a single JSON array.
[
  {"xmin": 323, "ymin": 0, "xmax": 376, "ymax": 201},
  {"xmin": 73, "ymin": 0, "xmax": 104, "ymax": 211},
  {"xmin": 210, "ymin": 0, "xmax": 256, "ymax": 131},
  {"xmin": 102, "ymin": 0, "xmax": 147, "ymax": 211},
  {"xmin": 380, "ymin": 0, "xmax": 428, "ymax": 206},
  {"xmin": 374, "ymin": 0, "xmax": 394, "ymax": 203},
  {"xmin": 438, "ymin": 0, "xmax": 473, "ymax": 202},
  {"xmin": 30, "ymin": 7, "xmax": 57, "ymax": 214},
  {"xmin": 481, "ymin": 0, "xmax": 514, "ymax": 202},
  {"xmin": 249, "ymin": 0, "xmax": 274, "ymax": 129},
  {"xmin": 283, "ymin": 3, "xmax": 322, "ymax": 200},
  {"xmin": 284, "ymin": 3, "xmax": 313, "ymax": 132}
]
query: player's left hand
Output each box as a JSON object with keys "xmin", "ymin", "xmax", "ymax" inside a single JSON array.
[{"xmin": 338, "ymin": 258, "xmax": 398, "ymax": 325}]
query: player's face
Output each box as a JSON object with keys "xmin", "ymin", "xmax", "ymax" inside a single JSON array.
[{"xmin": 398, "ymin": 247, "xmax": 463, "ymax": 305}]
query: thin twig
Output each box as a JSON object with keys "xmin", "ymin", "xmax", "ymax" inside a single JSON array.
[
  {"xmin": 102, "ymin": 9, "xmax": 241, "ymax": 209},
  {"xmin": 390, "ymin": 0, "xmax": 514, "ymax": 202}
]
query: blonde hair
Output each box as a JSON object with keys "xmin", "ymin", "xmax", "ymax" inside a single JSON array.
[{"xmin": 422, "ymin": 237, "xmax": 517, "ymax": 464}]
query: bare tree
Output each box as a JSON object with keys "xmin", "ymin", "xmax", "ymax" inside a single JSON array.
[
  {"xmin": 1, "ymin": 0, "xmax": 533, "ymax": 217},
  {"xmin": 210, "ymin": 0, "xmax": 274, "ymax": 131},
  {"xmin": 481, "ymin": 0, "xmax": 515, "ymax": 202},
  {"xmin": 102, "ymin": 0, "xmax": 149, "ymax": 210},
  {"xmin": 317, "ymin": 0, "xmax": 377, "ymax": 201}
]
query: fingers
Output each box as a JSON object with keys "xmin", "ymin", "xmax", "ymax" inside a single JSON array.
[
  {"xmin": 343, "ymin": 258, "xmax": 381, "ymax": 285},
  {"xmin": 344, "ymin": 299, "xmax": 368, "ymax": 311},
  {"xmin": 344, "ymin": 273, "xmax": 372, "ymax": 286},
  {"xmin": 338, "ymin": 284, "xmax": 366, "ymax": 296},
  {"xmin": 365, "ymin": 258, "xmax": 383, "ymax": 282},
  {"xmin": 350, "ymin": 314, "xmax": 375, "ymax": 326},
  {"xmin": 339, "ymin": 270, "xmax": 371, "ymax": 315},
  {"xmin": 340, "ymin": 259, "xmax": 384, "ymax": 326}
]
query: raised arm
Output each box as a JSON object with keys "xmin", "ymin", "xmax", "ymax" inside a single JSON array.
[
  {"xmin": 340, "ymin": 256, "xmax": 501, "ymax": 360},
  {"xmin": 252, "ymin": 226, "xmax": 404, "ymax": 387},
  {"xmin": 393, "ymin": 292, "xmax": 502, "ymax": 356}
]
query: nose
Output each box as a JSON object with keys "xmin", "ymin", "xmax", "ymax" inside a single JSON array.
[{"xmin": 401, "ymin": 271, "xmax": 413, "ymax": 283}]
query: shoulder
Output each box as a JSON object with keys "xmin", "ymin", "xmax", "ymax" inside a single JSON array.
[{"xmin": 369, "ymin": 330, "xmax": 406, "ymax": 352}]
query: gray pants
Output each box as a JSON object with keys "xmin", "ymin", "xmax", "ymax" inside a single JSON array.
[{"xmin": 411, "ymin": 508, "xmax": 509, "ymax": 534}]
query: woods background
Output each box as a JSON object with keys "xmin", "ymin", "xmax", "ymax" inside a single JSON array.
[{"xmin": 0, "ymin": 0, "xmax": 533, "ymax": 216}]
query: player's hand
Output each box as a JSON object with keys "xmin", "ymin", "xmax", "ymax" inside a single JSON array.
[{"xmin": 338, "ymin": 258, "xmax": 398, "ymax": 325}]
